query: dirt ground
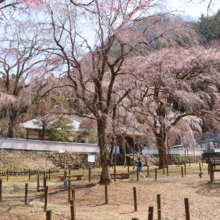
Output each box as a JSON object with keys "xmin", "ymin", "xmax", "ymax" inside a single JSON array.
[{"xmin": 0, "ymin": 163, "xmax": 220, "ymax": 220}]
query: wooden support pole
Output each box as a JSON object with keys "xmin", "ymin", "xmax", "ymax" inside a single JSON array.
[
  {"xmin": 37, "ymin": 174, "xmax": 40, "ymax": 192},
  {"xmin": 105, "ymin": 181, "xmax": 108, "ymax": 204},
  {"xmin": 181, "ymin": 166, "xmax": 184, "ymax": 177},
  {"xmin": 133, "ymin": 187, "xmax": 137, "ymax": 211},
  {"xmin": 68, "ymin": 180, "xmax": 72, "ymax": 202},
  {"xmin": 70, "ymin": 199, "xmax": 76, "ymax": 220},
  {"xmin": 137, "ymin": 168, "xmax": 139, "ymax": 181},
  {"xmin": 72, "ymin": 189, "xmax": 75, "ymax": 201},
  {"xmin": 184, "ymin": 164, "xmax": 186, "ymax": 175},
  {"xmin": 0, "ymin": 179, "xmax": 2, "ymax": 201},
  {"xmin": 167, "ymin": 165, "xmax": 169, "ymax": 176},
  {"xmin": 49, "ymin": 170, "xmax": 51, "ymax": 181},
  {"xmin": 155, "ymin": 168, "xmax": 157, "ymax": 180},
  {"xmin": 157, "ymin": 194, "xmax": 161, "ymax": 220},
  {"xmin": 29, "ymin": 169, "xmax": 31, "ymax": 181},
  {"xmin": 114, "ymin": 168, "xmax": 116, "ymax": 182},
  {"xmin": 184, "ymin": 198, "xmax": 190, "ymax": 220},
  {"xmin": 147, "ymin": 166, "xmax": 149, "ymax": 177},
  {"xmin": 208, "ymin": 161, "xmax": 210, "ymax": 175},
  {"xmin": 44, "ymin": 177, "xmax": 46, "ymax": 189},
  {"xmin": 7, "ymin": 169, "xmax": 9, "ymax": 181},
  {"xmin": 69, "ymin": 169, "xmax": 71, "ymax": 180},
  {"xmin": 199, "ymin": 163, "xmax": 201, "ymax": 173},
  {"xmin": 46, "ymin": 210, "xmax": 52, "ymax": 220},
  {"xmin": 44, "ymin": 186, "xmax": 49, "ymax": 212},
  {"xmin": 89, "ymin": 168, "xmax": 91, "ymax": 182},
  {"xmin": 148, "ymin": 206, "xmax": 154, "ymax": 220},
  {"xmin": 25, "ymin": 183, "xmax": 28, "ymax": 205}
]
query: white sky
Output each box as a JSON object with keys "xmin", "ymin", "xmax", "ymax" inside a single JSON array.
[{"xmin": 169, "ymin": 0, "xmax": 220, "ymax": 19}]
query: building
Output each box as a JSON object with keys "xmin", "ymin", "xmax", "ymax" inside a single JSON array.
[{"xmin": 22, "ymin": 116, "xmax": 82, "ymax": 140}]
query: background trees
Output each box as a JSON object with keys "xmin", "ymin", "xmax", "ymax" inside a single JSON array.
[{"xmin": 124, "ymin": 46, "xmax": 220, "ymax": 167}]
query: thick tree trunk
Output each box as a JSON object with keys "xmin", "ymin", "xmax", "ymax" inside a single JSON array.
[
  {"xmin": 8, "ymin": 110, "xmax": 17, "ymax": 138},
  {"xmin": 97, "ymin": 116, "xmax": 111, "ymax": 183},
  {"xmin": 156, "ymin": 132, "xmax": 167, "ymax": 168}
]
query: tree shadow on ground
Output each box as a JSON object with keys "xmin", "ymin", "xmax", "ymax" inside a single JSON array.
[{"xmin": 195, "ymin": 181, "xmax": 220, "ymax": 197}]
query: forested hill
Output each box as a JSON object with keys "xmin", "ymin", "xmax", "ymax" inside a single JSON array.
[{"xmin": 194, "ymin": 11, "xmax": 220, "ymax": 44}]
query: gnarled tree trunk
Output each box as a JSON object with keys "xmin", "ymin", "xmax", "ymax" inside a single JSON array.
[{"xmin": 97, "ymin": 116, "xmax": 111, "ymax": 183}]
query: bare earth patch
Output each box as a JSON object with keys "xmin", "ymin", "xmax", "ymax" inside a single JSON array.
[{"xmin": 0, "ymin": 164, "xmax": 220, "ymax": 220}]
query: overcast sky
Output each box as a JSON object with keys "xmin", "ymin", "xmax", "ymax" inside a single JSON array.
[{"xmin": 169, "ymin": 0, "xmax": 220, "ymax": 20}]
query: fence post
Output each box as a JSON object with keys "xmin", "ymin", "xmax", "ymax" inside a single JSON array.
[
  {"xmin": 44, "ymin": 186, "xmax": 49, "ymax": 212},
  {"xmin": 157, "ymin": 194, "xmax": 161, "ymax": 219},
  {"xmin": 72, "ymin": 189, "xmax": 75, "ymax": 201},
  {"xmin": 147, "ymin": 166, "xmax": 149, "ymax": 177},
  {"xmin": 49, "ymin": 170, "xmax": 51, "ymax": 181},
  {"xmin": 114, "ymin": 168, "xmax": 116, "ymax": 182},
  {"xmin": 155, "ymin": 168, "xmax": 157, "ymax": 180},
  {"xmin": 148, "ymin": 206, "xmax": 154, "ymax": 220},
  {"xmin": 7, "ymin": 169, "xmax": 9, "ymax": 181},
  {"xmin": 0, "ymin": 179, "xmax": 2, "ymax": 201},
  {"xmin": 46, "ymin": 210, "xmax": 52, "ymax": 220},
  {"xmin": 137, "ymin": 168, "xmax": 139, "ymax": 181},
  {"xmin": 29, "ymin": 170, "xmax": 31, "ymax": 181},
  {"xmin": 105, "ymin": 181, "xmax": 108, "ymax": 204},
  {"xmin": 167, "ymin": 165, "xmax": 169, "ymax": 176},
  {"xmin": 89, "ymin": 168, "xmax": 91, "ymax": 182},
  {"xmin": 44, "ymin": 177, "xmax": 47, "ymax": 189},
  {"xmin": 199, "ymin": 163, "xmax": 201, "ymax": 173},
  {"xmin": 70, "ymin": 199, "xmax": 76, "ymax": 220},
  {"xmin": 25, "ymin": 183, "xmax": 28, "ymax": 205},
  {"xmin": 68, "ymin": 180, "xmax": 72, "ymax": 202},
  {"xmin": 184, "ymin": 198, "xmax": 190, "ymax": 220},
  {"xmin": 181, "ymin": 166, "xmax": 184, "ymax": 177},
  {"xmin": 37, "ymin": 174, "xmax": 40, "ymax": 192},
  {"xmin": 133, "ymin": 187, "xmax": 137, "ymax": 211}
]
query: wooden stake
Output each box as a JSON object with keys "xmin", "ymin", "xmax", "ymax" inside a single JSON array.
[
  {"xmin": 155, "ymin": 168, "xmax": 157, "ymax": 180},
  {"xmin": 72, "ymin": 189, "xmax": 75, "ymax": 201},
  {"xmin": 89, "ymin": 168, "xmax": 91, "ymax": 182},
  {"xmin": 0, "ymin": 179, "xmax": 2, "ymax": 201},
  {"xmin": 133, "ymin": 187, "xmax": 137, "ymax": 211},
  {"xmin": 157, "ymin": 194, "xmax": 161, "ymax": 220},
  {"xmin": 199, "ymin": 163, "xmax": 201, "ymax": 173},
  {"xmin": 68, "ymin": 180, "xmax": 72, "ymax": 202},
  {"xmin": 167, "ymin": 165, "xmax": 169, "ymax": 176},
  {"xmin": 184, "ymin": 198, "xmax": 190, "ymax": 220},
  {"xmin": 25, "ymin": 183, "xmax": 28, "ymax": 205},
  {"xmin": 46, "ymin": 210, "xmax": 52, "ymax": 220},
  {"xmin": 114, "ymin": 168, "xmax": 116, "ymax": 182},
  {"xmin": 70, "ymin": 199, "xmax": 76, "ymax": 220},
  {"xmin": 184, "ymin": 164, "xmax": 186, "ymax": 175},
  {"xmin": 49, "ymin": 170, "xmax": 51, "ymax": 181},
  {"xmin": 7, "ymin": 169, "xmax": 9, "ymax": 181},
  {"xmin": 137, "ymin": 168, "xmax": 139, "ymax": 181},
  {"xmin": 148, "ymin": 206, "xmax": 154, "ymax": 220},
  {"xmin": 44, "ymin": 186, "xmax": 49, "ymax": 212},
  {"xmin": 29, "ymin": 169, "xmax": 31, "ymax": 181},
  {"xmin": 181, "ymin": 166, "xmax": 183, "ymax": 177},
  {"xmin": 69, "ymin": 169, "xmax": 71, "ymax": 180},
  {"xmin": 37, "ymin": 174, "xmax": 40, "ymax": 192},
  {"xmin": 105, "ymin": 181, "xmax": 108, "ymax": 204},
  {"xmin": 44, "ymin": 177, "xmax": 46, "ymax": 188},
  {"xmin": 147, "ymin": 166, "xmax": 149, "ymax": 177}
]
